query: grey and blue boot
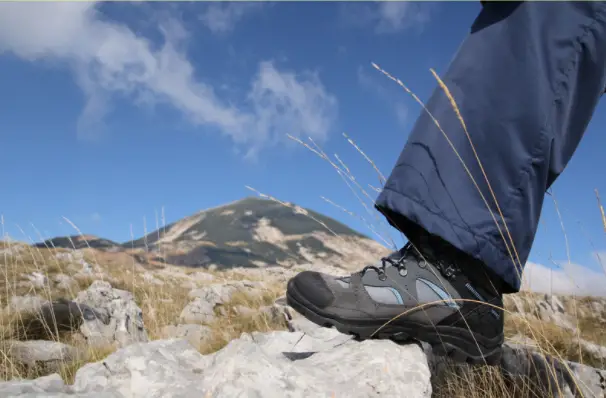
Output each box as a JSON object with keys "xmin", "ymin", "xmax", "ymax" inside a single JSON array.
[{"xmin": 286, "ymin": 241, "xmax": 504, "ymax": 365}]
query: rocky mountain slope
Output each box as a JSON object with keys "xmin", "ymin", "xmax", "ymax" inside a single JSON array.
[
  {"xmin": 36, "ymin": 197, "xmax": 388, "ymax": 271},
  {"xmin": 34, "ymin": 235, "xmax": 120, "ymax": 251}
]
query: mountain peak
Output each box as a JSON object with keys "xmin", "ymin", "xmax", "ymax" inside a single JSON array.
[
  {"xmin": 35, "ymin": 197, "xmax": 387, "ymax": 271},
  {"xmin": 34, "ymin": 235, "xmax": 120, "ymax": 250}
]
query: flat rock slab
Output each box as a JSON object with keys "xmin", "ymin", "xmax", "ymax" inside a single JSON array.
[
  {"xmin": 0, "ymin": 330, "xmax": 432, "ymax": 398},
  {"xmin": 3, "ymin": 340, "xmax": 83, "ymax": 374}
]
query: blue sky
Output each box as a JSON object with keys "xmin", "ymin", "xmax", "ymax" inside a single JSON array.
[{"xmin": 1, "ymin": 2, "xmax": 605, "ymax": 294}]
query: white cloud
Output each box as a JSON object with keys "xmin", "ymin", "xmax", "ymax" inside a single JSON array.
[
  {"xmin": 0, "ymin": 3, "xmax": 337, "ymax": 156},
  {"xmin": 247, "ymin": 61, "xmax": 338, "ymax": 158},
  {"xmin": 521, "ymin": 261, "xmax": 606, "ymax": 297},
  {"xmin": 376, "ymin": 2, "xmax": 431, "ymax": 34},
  {"xmin": 339, "ymin": 2, "xmax": 431, "ymax": 34},
  {"xmin": 199, "ymin": 3, "xmax": 263, "ymax": 35}
]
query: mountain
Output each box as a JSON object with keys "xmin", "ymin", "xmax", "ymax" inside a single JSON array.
[
  {"xmin": 35, "ymin": 197, "xmax": 388, "ymax": 271},
  {"xmin": 34, "ymin": 235, "xmax": 120, "ymax": 250}
]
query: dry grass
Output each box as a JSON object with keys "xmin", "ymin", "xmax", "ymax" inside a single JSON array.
[
  {"xmin": 433, "ymin": 363, "xmax": 537, "ymax": 398},
  {"xmin": 430, "ymin": 306, "xmax": 606, "ymax": 398},
  {"xmin": 0, "ymin": 236, "xmax": 289, "ymax": 384},
  {"xmin": 505, "ymin": 315, "xmax": 603, "ymax": 368},
  {"xmin": 198, "ymin": 288, "xmax": 287, "ymax": 354},
  {"xmin": 0, "ymin": 309, "xmax": 116, "ymax": 382}
]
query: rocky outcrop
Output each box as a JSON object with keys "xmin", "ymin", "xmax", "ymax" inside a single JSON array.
[
  {"xmin": 4, "ymin": 318, "xmax": 605, "ymax": 398},
  {"xmin": 6, "ymin": 282, "xmax": 145, "ymax": 348},
  {"xmin": 2, "ymin": 288, "xmax": 606, "ymax": 398},
  {"xmin": 159, "ymin": 324, "xmax": 212, "ymax": 349},
  {"xmin": 51, "ymin": 274, "xmax": 76, "ymax": 291},
  {"xmin": 179, "ymin": 280, "xmax": 268, "ymax": 324},
  {"xmin": 3, "ymin": 340, "xmax": 83, "ymax": 374},
  {"xmin": 505, "ymin": 294, "xmax": 577, "ymax": 330},
  {"xmin": 500, "ymin": 342, "xmax": 606, "ymax": 398},
  {"xmin": 74, "ymin": 281, "xmax": 148, "ymax": 349},
  {"xmin": 0, "ymin": 328, "xmax": 433, "ymax": 397},
  {"xmin": 4, "ymin": 296, "xmax": 48, "ymax": 315}
]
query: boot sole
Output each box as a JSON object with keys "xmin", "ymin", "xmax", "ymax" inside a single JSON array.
[{"xmin": 286, "ymin": 279, "xmax": 503, "ymax": 366}]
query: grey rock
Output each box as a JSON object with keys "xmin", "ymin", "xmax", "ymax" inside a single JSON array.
[
  {"xmin": 9, "ymin": 299, "xmax": 106, "ymax": 341},
  {"xmin": 264, "ymin": 297, "xmax": 315, "ymax": 333},
  {"xmin": 187, "ymin": 280, "xmax": 265, "ymax": 303},
  {"xmin": 188, "ymin": 271, "xmax": 215, "ymax": 283},
  {"xmin": 25, "ymin": 272, "xmax": 48, "ymax": 289},
  {"xmin": 179, "ymin": 280, "xmax": 198, "ymax": 290},
  {"xmin": 180, "ymin": 280, "xmax": 267, "ymax": 325},
  {"xmin": 52, "ymin": 274, "xmax": 76, "ymax": 290},
  {"xmin": 286, "ymin": 317, "xmax": 320, "ymax": 335},
  {"xmin": 426, "ymin": 340, "xmax": 606, "ymax": 398},
  {"xmin": 505, "ymin": 294, "xmax": 576, "ymax": 331},
  {"xmin": 233, "ymin": 305, "xmax": 255, "ymax": 317},
  {"xmin": 566, "ymin": 361, "xmax": 606, "ymax": 398},
  {"xmin": 536, "ymin": 295, "xmax": 575, "ymax": 330},
  {"xmin": 0, "ymin": 374, "xmax": 69, "ymax": 397},
  {"xmin": 74, "ymin": 281, "xmax": 148, "ymax": 349},
  {"xmin": 258, "ymin": 304, "xmax": 290, "ymax": 325},
  {"xmin": 159, "ymin": 324, "xmax": 212, "ymax": 348},
  {"xmin": 5, "ymin": 296, "xmax": 48, "ymax": 314},
  {"xmin": 179, "ymin": 297, "xmax": 215, "ymax": 324},
  {"xmin": 0, "ymin": 332, "xmax": 432, "ymax": 397},
  {"xmin": 79, "ymin": 260, "xmax": 93, "ymax": 275},
  {"xmin": 577, "ymin": 339, "xmax": 606, "ymax": 362},
  {"xmin": 4, "ymin": 340, "xmax": 83, "ymax": 374}
]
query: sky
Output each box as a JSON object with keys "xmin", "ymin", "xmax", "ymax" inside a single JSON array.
[{"xmin": 1, "ymin": 2, "xmax": 605, "ymax": 295}]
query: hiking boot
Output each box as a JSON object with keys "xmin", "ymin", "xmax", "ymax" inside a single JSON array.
[{"xmin": 286, "ymin": 241, "xmax": 504, "ymax": 365}]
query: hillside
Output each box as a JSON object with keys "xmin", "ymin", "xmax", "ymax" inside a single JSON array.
[
  {"xmin": 34, "ymin": 197, "xmax": 387, "ymax": 271},
  {"xmin": 34, "ymin": 235, "xmax": 120, "ymax": 251}
]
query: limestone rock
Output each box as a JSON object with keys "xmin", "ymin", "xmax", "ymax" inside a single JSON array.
[
  {"xmin": 52, "ymin": 274, "xmax": 76, "ymax": 290},
  {"xmin": 0, "ymin": 331, "xmax": 432, "ymax": 397},
  {"xmin": 505, "ymin": 294, "xmax": 576, "ymax": 330},
  {"xmin": 24, "ymin": 272, "xmax": 48, "ymax": 289},
  {"xmin": 179, "ymin": 297, "xmax": 216, "ymax": 325},
  {"xmin": 180, "ymin": 280, "xmax": 267, "ymax": 325},
  {"xmin": 4, "ymin": 340, "xmax": 83, "ymax": 374},
  {"xmin": 159, "ymin": 324, "xmax": 212, "ymax": 348},
  {"xmin": 74, "ymin": 281, "xmax": 148, "ymax": 349},
  {"xmin": 4, "ymin": 296, "xmax": 48, "ymax": 314}
]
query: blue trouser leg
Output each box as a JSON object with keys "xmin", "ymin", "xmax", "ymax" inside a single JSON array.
[{"xmin": 376, "ymin": 2, "xmax": 606, "ymax": 293}]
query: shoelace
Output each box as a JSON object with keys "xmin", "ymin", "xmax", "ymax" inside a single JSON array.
[
  {"xmin": 359, "ymin": 241, "xmax": 460, "ymax": 281},
  {"xmin": 359, "ymin": 242, "xmax": 420, "ymax": 280}
]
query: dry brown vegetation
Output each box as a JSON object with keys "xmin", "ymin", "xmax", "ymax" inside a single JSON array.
[
  {"xmin": 0, "ymin": 239, "xmax": 287, "ymax": 383},
  {"xmin": 429, "ymin": 293, "xmax": 606, "ymax": 398}
]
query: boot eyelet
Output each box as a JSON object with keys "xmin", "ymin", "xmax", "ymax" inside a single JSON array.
[
  {"xmin": 378, "ymin": 273, "xmax": 387, "ymax": 281},
  {"xmin": 399, "ymin": 268, "xmax": 408, "ymax": 277},
  {"xmin": 419, "ymin": 261, "xmax": 427, "ymax": 269}
]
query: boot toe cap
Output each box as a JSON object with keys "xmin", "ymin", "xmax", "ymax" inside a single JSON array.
[{"xmin": 290, "ymin": 271, "xmax": 335, "ymax": 308}]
